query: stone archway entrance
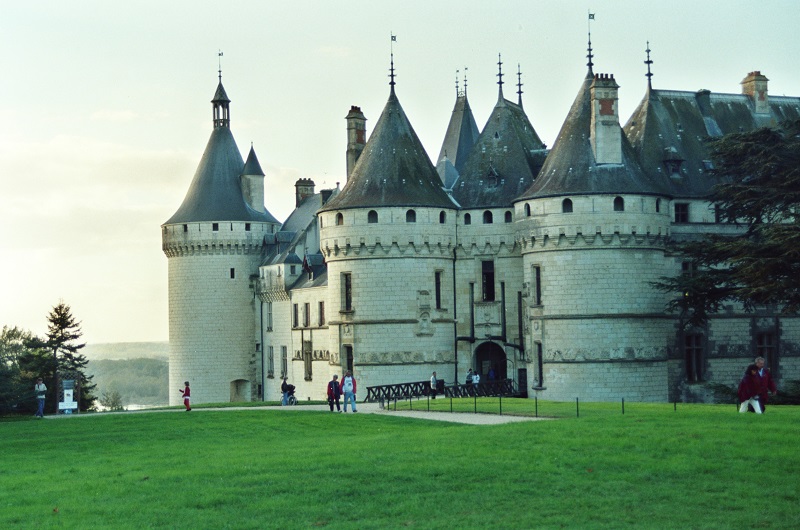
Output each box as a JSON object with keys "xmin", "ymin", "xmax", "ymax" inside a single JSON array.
[{"xmin": 475, "ymin": 341, "xmax": 507, "ymax": 381}]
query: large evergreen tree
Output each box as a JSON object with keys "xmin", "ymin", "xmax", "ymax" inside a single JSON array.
[
  {"xmin": 0, "ymin": 326, "xmax": 51, "ymax": 413},
  {"xmin": 657, "ymin": 119, "xmax": 800, "ymax": 328},
  {"xmin": 45, "ymin": 301, "xmax": 96, "ymax": 411}
]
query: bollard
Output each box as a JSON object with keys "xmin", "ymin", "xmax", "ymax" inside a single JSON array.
[
  {"xmin": 576, "ymin": 397, "xmax": 580, "ymax": 418},
  {"xmin": 535, "ymin": 396, "xmax": 538, "ymax": 418},
  {"xmin": 622, "ymin": 397, "xmax": 625, "ymax": 415},
  {"xmin": 499, "ymin": 395, "xmax": 502, "ymax": 416}
]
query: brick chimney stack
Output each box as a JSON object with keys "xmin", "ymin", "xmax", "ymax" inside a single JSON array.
[
  {"xmin": 590, "ymin": 73, "xmax": 622, "ymax": 165},
  {"xmin": 345, "ymin": 105, "xmax": 367, "ymax": 181},
  {"xmin": 741, "ymin": 71, "xmax": 769, "ymax": 115},
  {"xmin": 295, "ymin": 178, "xmax": 315, "ymax": 207}
]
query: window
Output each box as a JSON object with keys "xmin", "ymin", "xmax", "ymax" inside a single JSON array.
[
  {"xmin": 756, "ymin": 333, "xmax": 777, "ymax": 373},
  {"xmin": 613, "ymin": 196, "xmax": 624, "ymax": 212},
  {"xmin": 290, "ymin": 265, "xmax": 296, "ymax": 275},
  {"xmin": 524, "ymin": 203, "xmax": 531, "ymax": 217},
  {"xmin": 464, "ymin": 213, "xmax": 471, "ymax": 225},
  {"xmin": 303, "ymin": 303, "xmax": 310, "ymax": 327},
  {"xmin": 532, "ymin": 265, "xmax": 542, "ymax": 305},
  {"xmin": 685, "ymin": 334, "xmax": 704, "ymax": 382},
  {"xmin": 562, "ymin": 198, "xmax": 573, "ymax": 213},
  {"xmin": 293, "ymin": 304, "xmax": 299, "ymax": 328},
  {"xmin": 318, "ymin": 301, "xmax": 325, "ymax": 326},
  {"xmin": 536, "ymin": 342, "xmax": 544, "ymax": 387},
  {"xmin": 482, "ymin": 261, "xmax": 495, "ymax": 302},
  {"xmin": 504, "ymin": 211, "xmax": 512, "ymax": 223},
  {"xmin": 483, "ymin": 211, "xmax": 493, "ymax": 224},
  {"xmin": 267, "ymin": 346, "xmax": 274, "ymax": 378},
  {"xmin": 675, "ymin": 203, "xmax": 689, "ymax": 223},
  {"xmin": 266, "ymin": 302, "xmax": 273, "ymax": 331},
  {"xmin": 406, "ymin": 209, "xmax": 416, "ymax": 223},
  {"xmin": 681, "ymin": 261, "xmax": 695, "ymax": 276},
  {"xmin": 281, "ymin": 346, "xmax": 288, "ymax": 378},
  {"xmin": 435, "ymin": 271, "xmax": 443, "ymax": 309},
  {"xmin": 230, "ymin": 268, "xmax": 235, "ymax": 279},
  {"xmin": 336, "ymin": 213, "xmax": 344, "ymax": 226},
  {"xmin": 212, "ymin": 222, "xmax": 219, "ymax": 231},
  {"xmin": 245, "ymin": 223, "xmax": 251, "ymax": 231},
  {"xmin": 439, "ymin": 211, "xmax": 446, "ymax": 224},
  {"xmin": 183, "ymin": 224, "xmax": 188, "ymax": 232},
  {"xmin": 344, "ymin": 345, "xmax": 354, "ymax": 373},
  {"xmin": 656, "ymin": 198, "xmax": 661, "ymax": 213},
  {"xmin": 342, "ymin": 272, "xmax": 352, "ymax": 311},
  {"xmin": 368, "ymin": 210, "xmax": 378, "ymax": 223},
  {"xmin": 303, "ymin": 341, "xmax": 313, "ymax": 381}
]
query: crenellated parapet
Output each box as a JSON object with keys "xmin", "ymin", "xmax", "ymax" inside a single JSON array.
[{"xmin": 162, "ymin": 220, "xmax": 276, "ymax": 257}]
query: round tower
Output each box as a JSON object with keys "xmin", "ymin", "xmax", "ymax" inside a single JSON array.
[
  {"xmin": 319, "ymin": 72, "xmax": 457, "ymax": 389},
  {"xmin": 162, "ymin": 77, "xmax": 280, "ymax": 405},
  {"xmin": 515, "ymin": 71, "xmax": 673, "ymax": 402}
]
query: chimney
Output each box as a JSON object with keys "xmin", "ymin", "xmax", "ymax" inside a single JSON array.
[
  {"xmin": 295, "ymin": 178, "xmax": 315, "ymax": 207},
  {"xmin": 345, "ymin": 105, "xmax": 367, "ymax": 181},
  {"xmin": 590, "ymin": 74, "xmax": 622, "ymax": 165},
  {"xmin": 741, "ymin": 71, "xmax": 769, "ymax": 115}
]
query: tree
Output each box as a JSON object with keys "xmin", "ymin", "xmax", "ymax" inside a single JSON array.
[
  {"xmin": 45, "ymin": 301, "xmax": 96, "ymax": 411},
  {"xmin": 657, "ymin": 119, "xmax": 800, "ymax": 328},
  {"xmin": 0, "ymin": 326, "xmax": 51, "ymax": 413}
]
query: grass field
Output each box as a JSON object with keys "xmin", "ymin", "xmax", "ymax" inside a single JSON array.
[{"xmin": 2, "ymin": 400, "xmax": 798, "ymax": 529}]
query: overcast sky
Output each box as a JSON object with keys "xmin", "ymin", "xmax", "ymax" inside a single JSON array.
[{"xmin": 1, "ymin": 1, "xmax": 797, "ymax": 345}]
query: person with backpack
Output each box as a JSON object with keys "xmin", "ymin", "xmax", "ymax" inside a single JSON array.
[{"xmin": 341, "ymin": 370, "xmax": 357, "ymax": 413}]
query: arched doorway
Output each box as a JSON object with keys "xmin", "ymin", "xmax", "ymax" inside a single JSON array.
[{"xmin": 474, "ymin": 341, "xmax": 507, "ymax": 381}]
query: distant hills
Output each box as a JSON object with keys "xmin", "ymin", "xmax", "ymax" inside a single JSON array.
[{"xmin": 83, "ymin": 341, "xmax": 169, "ymax": 361}]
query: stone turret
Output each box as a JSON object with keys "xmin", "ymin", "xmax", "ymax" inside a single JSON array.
[
  {"xmin": 241, "ymin": 145, "xmax": 266, "ymax": 213},
  {"xmin": 345, "ymin": 105, "xmax": 367, "ymax": 181},
  {"xmin": 741, "ymin": 70, "xmax": 769, "ymax": 115},
  {"xmin": 590, "ymin": 73, "xmax": 622, "ymax": 164}
]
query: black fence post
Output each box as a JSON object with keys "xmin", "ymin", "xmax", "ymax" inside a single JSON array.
[
  {"xmin": 450, "ymin": 395, "xmax": 453, "ymax": 413},
  {"xmin": 535, "ymin": 396, "xmax": 538, "ymax": 418},
  {"xmin": 474, "ymin": 392, "xmax": 477, "ymax": 414},
  {"xmin": 675, "ymin": 401, "xmax": 678, "ymax": 412},
  {"xmin": 499, "ymin": 395, "xmax": 502, "ymax": 416},
  {"xmin": 576, "ymin": 397, "xmax": 580, "ymax": 418},
  {"xmin": 427, "ymin": 393, "xmax": 430, "ymax": 411},
  {"xmin": 622, "ymin": 397, "xmax": 625, "ymax": 415}
]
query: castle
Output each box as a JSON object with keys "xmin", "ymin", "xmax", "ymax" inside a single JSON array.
[{"xmin": 162, "ymin": 49, "xmax": 800, "ymax": 406}]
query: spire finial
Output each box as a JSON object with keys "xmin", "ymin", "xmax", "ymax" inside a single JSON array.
[
  {"xmin": 587, "ymin": 12, "xmax": 595, "ymax": 74},
  {"xmin": 463, "ymin": 67, "xmax": 469, "ymax": 97},
  {"xmin": 218, "ymin": 50, "xmax": 223, "ymax": 82},
  {"xmin": 645, "ymin": 40, "xmax": 654, "ymax": 90},
  {"xmin": 455, "ymin": 69, "xmax": 460, "ymax": 98},
  {"xmin": 389, "ymin": 33, "xmax": 397, "ymax": 91},
  {"xmin": 497, "ymin": 53, "xmax": 504, "ymax": 95},
  {"xmin": 517, "ymin": 63, "xmax": 524, "ymax": 107}
]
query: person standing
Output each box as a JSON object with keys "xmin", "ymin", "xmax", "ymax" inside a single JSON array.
[
  {"xmin": 754, "ymin": 357, "xmax": 777, "ymax": 412},
  {"xmin": 473, "ymin": 370, "xmax": 481, "ymax": 395},
  {"xmin": 180, "ymin": 381, "xmax": 191, "ymax": 411},
  {"xmin": 341, "ymin": 370, "xmax": 357, "ymax": 413},
  {"xmin": 34, "ymin": 378, "xmax": 47, "ymax": 418},
  {"xmin": 430, "ymin": 371, "xmax": 438, "ymax": 399},
  {"xmin": 281, "ymin": 377, "xmax": 290, "ymax": 406},
  {"xmin": 738, "ymin": 364, "xmax": 762, "ymax": 414},
  {"xmin": 327, "ymin": 374, "xmax": 342, "ymax": 412}
]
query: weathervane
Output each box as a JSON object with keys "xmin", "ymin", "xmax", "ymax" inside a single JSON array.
[
  {"xmin": 463, "ymin": 67, "xmax": 469, "ymax": 97},
  {"xmin": 645, "ymin": 41, "xmax": 654, "ymax": 90},
  {"xmin": 389, "ymin": 33, "xmax": 397, "ymax": 89},
  {"xmin": 587, "ymin": 11, "xmax": 595, "ymax": 74},
  {"xmin": 517, "ymin": 63, "xmax": 524, "ymax": 107},
  {"xmin": 218, "ymin": 50, "xmax": 223, "ymax": 82}
]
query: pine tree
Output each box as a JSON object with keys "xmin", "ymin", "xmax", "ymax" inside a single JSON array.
[
  {"xmin": 45, "ymin": 301, "xmax": 96, "ymax": 411},
  {"xmin": 656, "ymin": 119, "xmax": 800, "ymax": 328}
]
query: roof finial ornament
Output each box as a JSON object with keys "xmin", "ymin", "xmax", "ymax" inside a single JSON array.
[
  {"xmin": 389, "ymin": 33, "xmax": 397, "ymax": 92},
  {"xmin": 497, "ymin": 53, "xmax": 504, "ymax": 95},
  {"xmin": 455, "ymin": 69, "xmax": 460, "ymax": 98},
  {"xmin": 645, "ymin": 41, "xmax": 654, "ymax": 90},
  {"xmin": 587, "ymin": 11, "xmax": 595, "ymax": 74},
  {"xmin": 517, "ymin": 63, "xmax": 524, "ymax": 107},
  {"xmin": 218, "ymin": 50, "xmax": 223, "ymax": 82},
  {"xmin": 463, "ymin": 67, "xmax": 469, "ymax": 97}
]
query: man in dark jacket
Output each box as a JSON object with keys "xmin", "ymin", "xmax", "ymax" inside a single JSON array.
[
  {"xmin": 327, "ymin": 374, "xmax": 342, "ymax": 412},
  {"xmin": 754, "ymin": 357, "xmax": 778, "ymax": 412}
]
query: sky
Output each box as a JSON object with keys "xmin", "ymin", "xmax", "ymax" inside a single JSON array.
[{"xmin": 1, "ymin": 0, "xmax": 798, "ymax": 345}]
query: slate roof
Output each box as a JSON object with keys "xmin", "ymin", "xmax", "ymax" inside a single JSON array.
[
  {"xmin": 518, "ymin": 73, "xmax": 671, "ymax": 201},
  {"xmin": 436, "ymin": 94, "xmax": 480, "ymax": 173},
  {"xmin": 453, "ymin": 90, "xmax": 547, "ymax": 208},
  {"xmin": 624, "ymin": 87, "xmax": 800, "ymax": 199},
  {"xmin": 242, "ymin": 145, "xmax": 265, "ymax": 176},
  {"xmin": 319, "ymin": 88, "xmax": 454, "ymax": 212}
]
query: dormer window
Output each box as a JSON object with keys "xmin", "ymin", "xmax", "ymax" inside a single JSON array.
[
  {"xmin": 487, "ymin": 166, "xmax": 499, "ymax": 188},
  {"xmin": 663, "ymin": 147, "xmax": 684, "ymax": 177}
]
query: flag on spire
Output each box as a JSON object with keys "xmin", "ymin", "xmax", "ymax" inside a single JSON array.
[{"xmin": 589, "ymin": 12, "xmax": 595, "ymax": 20}]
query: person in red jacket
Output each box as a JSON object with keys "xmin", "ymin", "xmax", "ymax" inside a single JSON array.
[
  {"xmin": 327, "ymin": 374, "xmax": 342, "ymax": 412},
  {"xmin": 180, "ymin": 381, "xmax": 191, "ymax": 411},
  {"xmin": 738, "ymin": 365, "xmax": 762, "ymax": 414},
  {"xmin": 754, "ymin": 357, "xmax": 778, "ymax": 412}
]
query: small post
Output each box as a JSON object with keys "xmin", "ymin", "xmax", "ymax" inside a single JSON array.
[
  {"xmin": 535, "ymin": 396, "xmax": 538, "ymax": 418},
  {"xmin": 576, "ymin": 397, "xmax": 580, "ymax": 418},
  {"xmin": 427, "ymin": 393, "xmax": 430, "ymax": 411},
  {"xmin": 622, "ymin": 397, "xmax": 625, "ymax": 415},
  {"xmin": 409, "ymin": 395, "xmax": 412, "ymax": 410},
  {"xmin": 450, "ymin": 395, "xmax": 453, "ymax": 413},
  {"xmin": 499, "ymin": 395, "xmax": 503, "ymax": 416},
  {"xmin": 474, "ymin": 392, "xmax": 477, "ymax": 413},
  {"xmin": 675, "ymin": 401, "xmax": 678, "ymax": 412}
]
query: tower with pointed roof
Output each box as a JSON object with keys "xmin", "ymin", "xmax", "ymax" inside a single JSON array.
[{"xmin": 162, "ymin": 76, "xmax": 281, "ymax": 405}]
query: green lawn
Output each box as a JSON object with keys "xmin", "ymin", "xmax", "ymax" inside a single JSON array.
[{"xmin": 2, "ymin": 401, "xmax": 798, "ymax": 529}]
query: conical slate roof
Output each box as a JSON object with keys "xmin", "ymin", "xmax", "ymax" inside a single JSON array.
[
  {"xmin": 320, "ymin": 89, "xmax": 453, "ymax": 211},
  {"xmin": 519, "ymin": 74, "xmax": 671, "ymax": 201},
  {"xmin": 243, "ymin": 145, "xmax": 265, "ymax": 176},
  {"xmin": 453, "ymin": 91, "xmax": 547, "ymax": 208},
  {"xmin": 437, "ymin": 94, "xmax": 480, "ymax": 173},
  {"xmin": 212, "ymin": 81, "xmax": 230, "ymax": 103}
]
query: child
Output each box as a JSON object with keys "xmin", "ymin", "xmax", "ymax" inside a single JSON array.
[
  {"xmin": 738, "ymin": 365, "xmax": 762, "ymax": 414},
  {"xmin": 180, "ymin": 381, "xmax": 191, "ymax": 411}
]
